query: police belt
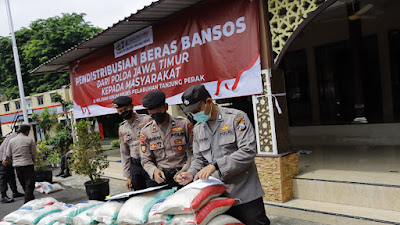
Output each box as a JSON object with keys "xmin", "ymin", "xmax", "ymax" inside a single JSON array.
[{"xmin": 130, "ymin": 157, "xmax": 141, "ymax": 166}]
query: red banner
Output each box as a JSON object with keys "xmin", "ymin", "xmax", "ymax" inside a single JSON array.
[{"xmin": 71, "ymin": 0, "xmax": 262, "ymax": 118}]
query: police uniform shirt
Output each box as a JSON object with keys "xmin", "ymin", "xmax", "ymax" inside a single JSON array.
[
  {"xmin": 6, "ymin": 133, "xmax": 36, "ymax": 167},
  {"xmin": 140, "ymin": 115, "xmax": 193, "ymax": 180},
  {"xmin": 0, "ymin": 133, "xmax": 17, "ymax": 161},
  {"xmin": 188, "ymin": 106, "xmax": 265, "ymax": 205},
  {"xmin": 119, "ymin": 112, "xmax": 152, "ymax": 178}
]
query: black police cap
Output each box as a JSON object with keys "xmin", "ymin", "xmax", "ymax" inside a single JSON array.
[
  {"xmin": 181, "ymin": 84, "xmax": 211, "ymax": 112},
  {"xmin": 142, "ymin": 90, "xmax": 166, "ymax": 110},
  {"xmin": 112, "ymin": 96, "xmax": 133, "ymax": 108}
]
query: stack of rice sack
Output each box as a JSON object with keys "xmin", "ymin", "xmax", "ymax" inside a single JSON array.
[{"xmin": 155, "ymin": 184, "xmax": 243, "ymax": 225}]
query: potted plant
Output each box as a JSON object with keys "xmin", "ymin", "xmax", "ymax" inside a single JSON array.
[
  {"xmin": 70, "ymin": 120, "xmax": 110, "ymax": 201},
  {"xmin": 34, "ymin": 141, "xmax": 53, "ymax": 183}
]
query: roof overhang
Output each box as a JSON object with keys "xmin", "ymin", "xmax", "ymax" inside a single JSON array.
[{"xmin": 30, "ymin": 0, "xmax": 205, "ymax": 75}]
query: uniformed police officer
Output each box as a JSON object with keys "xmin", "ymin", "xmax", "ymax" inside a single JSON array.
[
  {"xmin": 140, "ymin": 90, "xmax": 193, "ymax": 189},
  {"xmin": 175, "ymin": 84, "xmax": 270, "ymax": 225},
  {"xmin": 112, "ymin": 96, "xmax": 157, "ymax": 190},
  {"xmin": 0, "ymin": 132, "xmax": 24, "ymax": 203}
]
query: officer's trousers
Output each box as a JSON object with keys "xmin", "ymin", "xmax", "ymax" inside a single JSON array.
[
  {"xmin": 60, "ymin": 155, "xmax": 70, "ymax": 174},
  {"xmin": 226, "ymin": 197, "xmax": 270, "ymax": 225},
  {"xmin": 130, "ymin": 157, "xmax": 157, "ymax": 190},
  {"xmin": 0, "ymin": 164, "xmax": 18, "ymax": 196},
  {"xmin": 15, "ymin": 165, "xmax": 35, "ymax": 203}
]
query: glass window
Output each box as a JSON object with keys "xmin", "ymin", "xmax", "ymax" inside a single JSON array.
[
  {"xmin": 37, "ymin": 96, "xmax": 44, "ymax": 105},
  {"xmin": 4, "ymin": 104, "xmax": 9, "ymax": 112},
  {"xmin": 15, "ymin": 101, "xmax": 20, "ymax": 110}
]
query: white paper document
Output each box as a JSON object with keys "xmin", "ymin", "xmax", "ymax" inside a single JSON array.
[
  {"xmin": 106, "ymin": 184, "xmax": 168, "ymax": 201},
  {"xmin": 181, "ymin": 177, "xmax": 225, "ymax": 190}
]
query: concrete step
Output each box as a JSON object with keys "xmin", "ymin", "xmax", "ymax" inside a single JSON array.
[
  {"xmin": 293, "ymin": 169, "xmax": 400, "ymax": 211},
  {"xmin": 265, "ymin": 199, "xmax": 400, "ymax": 225}
]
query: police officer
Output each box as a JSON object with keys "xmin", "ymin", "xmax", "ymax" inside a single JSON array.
[
  {"xmin": 0, "ymin": 132, "xmax": 24, "ymax": 203},
  {"xmin": 140, "ymin": 90, "xmax": 193, "ymax": 188},
  {"xmin": 176, "ymin": 84, "xmax": 270, "ymax": 225},
  {"xmin": 112, "ymin": 96, "xmax": 157, "ymax": 190},
  {"xmin": 5, "ymin": 124, "xmax": 36, "ymax": 203}
]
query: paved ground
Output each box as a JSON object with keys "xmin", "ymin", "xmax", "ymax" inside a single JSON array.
[{"xmin": 0, "ymin": 148, "xmax": 327, "ymax": 224}]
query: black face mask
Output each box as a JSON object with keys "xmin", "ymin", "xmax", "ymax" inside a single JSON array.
[
  {"xmin": 121, "ymin": 110, "xmax": 133, "ymax": 120},
  {"xmin": 151, "ymin": 112, "xmax": 167, "ymax": 124}
]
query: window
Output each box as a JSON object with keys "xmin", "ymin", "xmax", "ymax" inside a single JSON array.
[
  {"xmin": 15, "ymin": 101, "xmax": 20, "ymax": 110},
  {"xmin": 50, "ymin": 94, "xmax": 57, "ymax": 103},
  {"xmin": 37, "ymin": 96, "xmax": 44, "ymax": 105},
  {"xmin": 4, "ymin": 104, "xmax": 9, "ymax": 112}
]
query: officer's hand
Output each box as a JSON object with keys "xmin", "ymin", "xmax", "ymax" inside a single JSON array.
[
  {"xmin": 126, "ymin": 177, "xmax": 132, "ymax": 191},
  {"xmin": 153, "ymin": 168, "xmax": 166, "ymax": 184},
  {"xmin": 2, "ymin": 160, "xmax": 8, "ymax": 166},
  {"xmin": 194, "ymin": 164, "xmax": 216, "ymax": 181},
  {"xmin": 174, "ymin": 171, "xmax": 193, "ymax": 185}
]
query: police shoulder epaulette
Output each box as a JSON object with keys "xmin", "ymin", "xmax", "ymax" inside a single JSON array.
[
  {"xmin": 120, "ymin": 120, "xmax": 126, "ymax": 126},
  {"xmin": 143, "ymin": 120, "xmax": 154, "ymax": 128},
  {"xmin": 174, "ymin": 116, "xmax": 185, "ymax": 120}
]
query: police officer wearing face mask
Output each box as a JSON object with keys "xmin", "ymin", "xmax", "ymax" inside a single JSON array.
[
  {"xmin": 140, "ymin": 90, "xmax": 193, "ymax": 188},
  {"xmin": 112, "ymin": 96, "xmax": 157, "ymax": 191},
  {"xmin": 175, "ymin": 84, "xmax": 270, "ymax": 225}
]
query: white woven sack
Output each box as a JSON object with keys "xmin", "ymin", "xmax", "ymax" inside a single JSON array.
[
  {"xmin": 116, "ymin": 192, "xmax": 162, "ymax": 225},
  {"xmin": 207, "ymin": 214, "xmax": 244, "ymax": 225},
  {"xmin": 92, "ymin": 201, "xmax": 123, "ymax": 225},
  {"xmin": 168, "ymin": 198, "xmax": 236, "ymax": 225},
  {"xmin": 157, "ymin": 188, "xmax": 201, "ymax": 214},
  {"xmin": 3, "ymin": 197, "xmax": 58, "ymax": 223},
  {"xmin": 72, "ymin": 204, "xmax": 103, "ymax": 225},
  {"xmin": 57, "ymin": 200, "xmax": 103, "ymax": 224},
  {"xmin": 36, "ymin": 212, "xmax": 62, "ymax": 225},
  {"xmin": 0, "ymin": 222, "xmax": 13, "ymax": 225},
  {"xmin": 15, "ymin": 205, "xmax": 64, "ymax": 225}
]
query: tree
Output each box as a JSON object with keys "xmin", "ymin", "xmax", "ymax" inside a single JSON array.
[
  {"xmin": 0, "ymin": 13, "xmax": 102, "ymax": 99},
  {"xmin": 51, "ymin": 92, "xmax": 72, "ymax": 126},
  {"xmin": 31, "ymin": 108, "xmax": 58, "ymax": 137}
]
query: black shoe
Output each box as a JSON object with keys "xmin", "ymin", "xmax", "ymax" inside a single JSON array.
[
  {"xmin": 13, "ymin": 192, "xmax": 24, "ymax": 198},
  {"xmin": 61, "ymin": 173, "xmax": 71, "ymax": 178},
  {"xmin": 1, "ymin": 196, "xmax": 14, "ymax": 203},
  {"xmin": 55, "ymin": 171, "xmax": 64, "ymax": 177}
]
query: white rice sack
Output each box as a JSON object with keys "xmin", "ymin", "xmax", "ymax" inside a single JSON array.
[
  {"xmin": 35, "ymin": 182, "xmax": 64, "ymax": 194},
  {"xmin": 0, "ymin": 222, "xmax": 13, "ymax": 225},
  {"xmin": 36, "ymin": 211, "xmax": 62, "ymax": 225},
  {"xmin": 72, "ymin": 204, "xmax": 103, "ymax": 225},
  {"xmin": 3, "ymin": 197, "xmax": 58, "ymax": 223},
  {"xmin": 116, "ymin": 192, "xmax": 159, "ymax": 224},
  {"xmin": 168, "ymin": 198, "xmax": 236, "ymax": 225},
  {"xmin": 57, "ymin": 200, "xmax": 103, "ymax": 224},
  {"xmin": 157, "ymin": 185, "xmax": 227, "ymax": 214},
  {"xmin": 207, "ymin": 214, "xmax": 244, "ymax": 225},
  {"xmin": 92, "ymin": 201, "xmax": 123, "ymax": 225},
  {"xmin": 15, "ymin": 205, "xmax": 64, "ymax": 225}
]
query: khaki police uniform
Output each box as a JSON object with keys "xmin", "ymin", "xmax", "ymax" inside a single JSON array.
[
  {"xmin": 119, "ymin": 112, "xmax": 156, "ymax": 190},
  {"xmin": 140, "ymin": 115, "xmax": 193, "ymax": 186},
  {"xmin": 188, "ymin": 107, "xmax": 265, "ymax": 204}
]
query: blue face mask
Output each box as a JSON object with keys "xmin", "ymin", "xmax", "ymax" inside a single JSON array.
[{"xmin": 192, "ymin": 102, "xmax": 211, "ymax": 123}]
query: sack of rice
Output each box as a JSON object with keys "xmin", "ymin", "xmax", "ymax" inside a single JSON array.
[
  {"xmin": 117, "ymin": 188, "xmax": 176, "ymax": 224},
  {"xmin": 207, "ymin": 214, "xmax": 244, "ymax": 225},
  {"xmin": 72, "ymin": 204, "xmax": 103, "ymax": 225},
  {"xmin": 57, "ymin": 201, "xmax": 103, "ymax": 224},
  {"xmin": 92, "ymin": 201, "xmax": 124, "ymax": 225},
  {"xmin": 168, "ymin": 198, "xmax": 236, "ymax": 225},
  {"xmin": 157, "ymin": 185, "xmax": 227, "ymax": 214}
]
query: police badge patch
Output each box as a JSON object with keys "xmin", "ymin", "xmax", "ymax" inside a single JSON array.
[{"xmin": 141, "ymin": 145, "xmax": 146, "ymax": 153}]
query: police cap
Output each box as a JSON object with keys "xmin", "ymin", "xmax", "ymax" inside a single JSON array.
[
  {"xmin": 142, "ymin": 90, "xmax": 166, "ymax": 110},
  {"xmin": 181, "ymin": 84, "xmax": 211, "ymax": 112},
  {"xmin": 112, "ymin": 96, "xmax": 133, "ymax": 108}
]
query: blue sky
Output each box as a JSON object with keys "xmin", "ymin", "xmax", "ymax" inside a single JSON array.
[{"xmin": 0, "ymin": 0, "xmax": 155, "ymax": 37}]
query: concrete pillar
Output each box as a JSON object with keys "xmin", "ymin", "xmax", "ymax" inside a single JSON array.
[
  {"xmin": 377, "ymin": 32, "xmax": 394, "ymax": 122},
  {"xmin": 306, "ymin": 47, "xmax": 321, "ymax": 125}
]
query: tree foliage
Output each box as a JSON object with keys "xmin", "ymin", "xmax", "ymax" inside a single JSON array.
[
  {"xmin": 31, "ymin": 108, "xmax": 58, "ymax": 134},
  {"xmin": 0, "ymin": 13, "xmax": 102, "ymax": 99},
  {"xmin": 70, "ymin": 120, "xmax": 109, "ymax": 183}
]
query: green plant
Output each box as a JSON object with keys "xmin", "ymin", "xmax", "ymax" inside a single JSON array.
[
  {"xmin": 70, "ymin": 120, "xmax": 109, "ymax": 183},
  {"xmin": 47, "ymin": 149, "xmax": 61, "ymax": 165},
  {"xmin": 48, "ymin": 123, "xmax": 73, "ymax": 154},
  {"xmin": 110, "ymin": 139, "xmax": 120, "ymax": 148},
  {"xmin": 35, "ymin": 141, "xmax": 52, "ymax": 171},
  {"xmin": 31, "ymin": 108, "xmax": 58, "ymax": 135}
]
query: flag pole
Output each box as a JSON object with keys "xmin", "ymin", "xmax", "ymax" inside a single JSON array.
[{"xmin": 5, "ymin": 0, "xmax": 29, "ymax": 125}]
